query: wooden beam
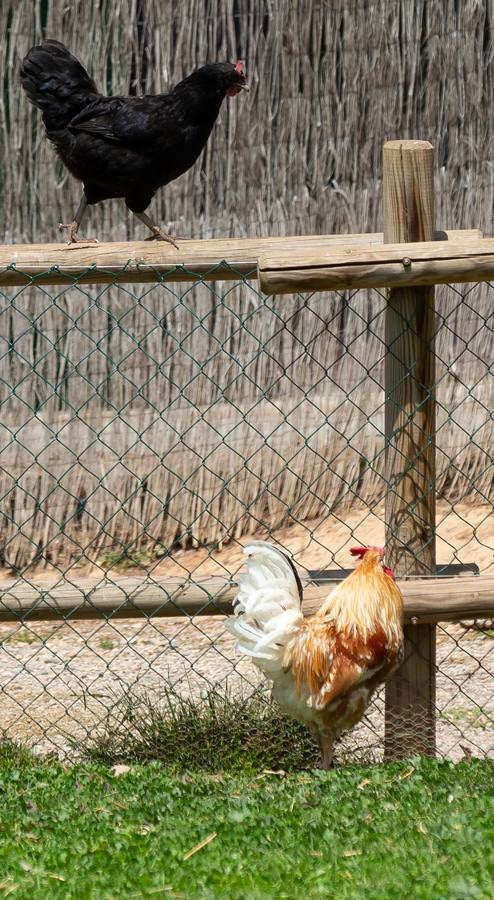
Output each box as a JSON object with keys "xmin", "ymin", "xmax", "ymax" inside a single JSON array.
[
  {"xmin": 382, "ymin": 139, "xmax": 437, "ymax": 760},
  {"xmin": 258, "ymin": 234, "xmax": 494, "ymax": 294},
  {"xmin": 0, "ymin": 229, "xmax": 482, "ymax": 287},
  {"xmin": 0, "ymin": 574, "xmax": 492, "ymax": 623},
  {"xmin": 0, "ymin": 576, "xmax": 234, "ymax": 621}
]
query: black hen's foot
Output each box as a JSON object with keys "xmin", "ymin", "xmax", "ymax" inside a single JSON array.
[
  {"xmin": 59, "ymin": 222, "xmax": 99, "ymax": 245},
  {"xmin": 144, "ymin": 226, "xmax": 179, "ymax": 249}
]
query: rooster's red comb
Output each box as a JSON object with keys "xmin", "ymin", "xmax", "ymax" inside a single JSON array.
[
  {"xmin": 350, "ymin": 546, "xmax": 384, "ymax": 559},
  {"xmin": 234, "ymin": 60, "xmax": 245, "ymax": 74}
]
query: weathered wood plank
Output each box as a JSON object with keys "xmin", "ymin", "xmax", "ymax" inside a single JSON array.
[
  {"xmin": 0, "ymin": 230, "xmax": 482, "ymax": 287},
  {"xmin": 259, "ymin": 235, "xmax": 494, "ymax": 294},
  {"xmin": 0, "ymin": 574, "xmax": 492, "ymax": 623}
]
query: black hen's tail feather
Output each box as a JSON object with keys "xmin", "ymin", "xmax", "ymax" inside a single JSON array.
[{"xmin": 21, "ymin": 40, "xmax": 99, "ymax": 134}]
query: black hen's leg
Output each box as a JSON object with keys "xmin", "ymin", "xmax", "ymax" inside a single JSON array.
[
  {"xmin": 132, "ymin": 211, "xmax": 179, "ymax": 249},
  {"xmin": 59, "ymin": 194, "xmax": 98, "ymax": 244}
]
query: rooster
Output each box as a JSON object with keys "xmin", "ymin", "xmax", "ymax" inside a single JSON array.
[
  {"xmin": 20, "ymin": 41, "xmax": 248, "ymax": 245},
  {"xmin": 227, "ymin": 542, "xmax": 404, "ymax": 768}
]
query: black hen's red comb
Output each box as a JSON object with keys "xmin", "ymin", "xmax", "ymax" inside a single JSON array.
[{"xmin": 234, "ymin": 60, "xmax": 245, "ymax": 74}]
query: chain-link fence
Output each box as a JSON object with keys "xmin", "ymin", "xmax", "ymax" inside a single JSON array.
[{"xmin": 0, "ymin": 263, "xmax": 493, "ymax": 761}]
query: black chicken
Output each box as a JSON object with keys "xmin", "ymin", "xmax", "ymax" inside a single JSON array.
[{"xmin": 21, "ymin": 40, "xmax": 248, "ymax": 245}]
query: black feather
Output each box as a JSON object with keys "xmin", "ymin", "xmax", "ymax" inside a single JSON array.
[
  {"xmin": 279, "ymin": 550, "xmax": 304, "ymax": 605},
  {"xmin": 20, "ymin": 42, "xmax": 247, "ymax": 217}
]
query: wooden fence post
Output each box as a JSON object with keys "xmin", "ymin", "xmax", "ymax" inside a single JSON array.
[{"xmin": 383, "ymin": 140, "xmax": 436, "ymax": 758}]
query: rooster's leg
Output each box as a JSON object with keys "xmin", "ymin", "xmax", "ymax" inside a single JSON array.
[
  {"xmin": 309, "ymin": 726, "xmax": 334, "ymax": 770},
  {"xmin": 318, "ymin": 735, "xmax": 334, "ymax": 770},
  {"xmin": 59, "ymin": 195, "xmax": 98, "ymax": 244},
  {"xmin": 133, "ymin": 212, "xmax": 179, "ymax": 249}
]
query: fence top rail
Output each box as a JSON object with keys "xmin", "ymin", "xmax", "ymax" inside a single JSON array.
[
  {"xmin": 0, "ymin": 229, "xmax": 481, "ymax": 287},
  {"xmin": 259, "ymin": 234, "xmax": 494, "ymax": 294},
  {"xmin": 0, "ymin": 572, "xmax": 492, "ymax": 623}
]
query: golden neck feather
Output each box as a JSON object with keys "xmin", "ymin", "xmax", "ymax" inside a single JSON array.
[{"xmin": 320, "ymin": 553, "xmax": 404, "ymax": 640}]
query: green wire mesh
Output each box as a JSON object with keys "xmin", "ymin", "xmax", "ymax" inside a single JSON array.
[{"xmin": 0, "ymin": 264, "xmax": 492, "ymax": 760}]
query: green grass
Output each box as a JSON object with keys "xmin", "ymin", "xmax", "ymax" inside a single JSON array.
[
  {"xmin": 98, "ymin": 638, "xmax": 120, "ymax": 651},
  {"xmin": 0, "ymin": 627, "xmax": 58, "ymax": 646},
  {"xmin": 0, "ymin": 747, "xmax": 492, "ymax": 899},
  {"xmin": 439, "ymin": 706, "xmax": 491, "ymax": 730},
  {"xmin": 78, "ymin": 690, "xmax": 321, "ymax": 773},
  {"xmin": 96, "ymin": 543, "xmax": 167, "ymax": 571}
]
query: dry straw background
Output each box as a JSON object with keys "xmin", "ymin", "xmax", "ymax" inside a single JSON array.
[{"xmin": 0, "ymin": 0, "xmax": 493, "ymax": 571}]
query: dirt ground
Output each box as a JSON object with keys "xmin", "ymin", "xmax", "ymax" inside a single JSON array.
[
  {"xmin": 0, "ymin": 499, "xmax": 493, "ymax": 762},
  {"xmin": 148, "ymin": 498, "xmax": 494, "ymax": 578}
]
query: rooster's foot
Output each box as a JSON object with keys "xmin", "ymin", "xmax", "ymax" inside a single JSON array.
[{"xmin": 59, "ymin": 223, "xmax": 99, "ymax": 245}]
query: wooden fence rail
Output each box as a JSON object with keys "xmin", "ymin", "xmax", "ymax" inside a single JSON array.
[
  {"xmin": 258, "ymin": 236, "xmax": 494, "ymax": 294},
  {"xmin": 0, "ymin": 229, "xmax": 482, "ymax": 287},
  {"xmin": 0, "ymin": 574, "xmax": 492, "ymax": 623}
]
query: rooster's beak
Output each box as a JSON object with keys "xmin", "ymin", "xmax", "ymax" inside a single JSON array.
[{"xmin": 239, "ymin": 82, "xmax": 250, "ymax": 91}]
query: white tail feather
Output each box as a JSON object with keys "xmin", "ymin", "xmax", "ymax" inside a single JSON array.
[{"xmin": 226, "ymin": 542, "xmax": 304, "ymax": 674}]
